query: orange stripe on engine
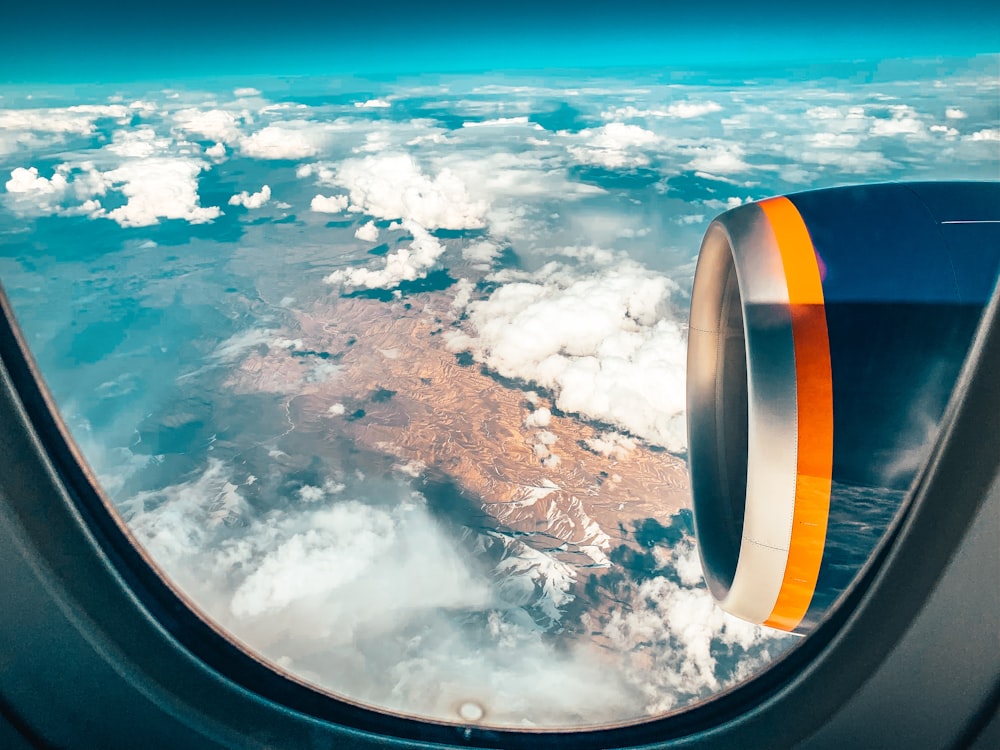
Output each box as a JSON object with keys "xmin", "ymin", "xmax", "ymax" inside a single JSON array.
[{"xmin": 759, "ymin": 197, "xmax": 834, "ymax": 632}]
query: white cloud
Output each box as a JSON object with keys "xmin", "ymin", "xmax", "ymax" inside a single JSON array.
[
  {"xmin": 675, "ymin": 214, "xmax": 705, "ymax": 226},
  {"xmin": 295, "ymin": 163, "xmax": 325, "ymax": 180},
  {"xmin": 234, "ymin": 87, "xmax": 262, "ymax": 97},
  {"xmin": 128, "ymin": 100, "xmax": 158, "ymax": 114},
  {"xmin": 173, "ymin": 108, "xmax": 244, "ymax": 145},
  {"xmin": 119, "ymin": 456, "xmax": 789, "ymax": 723},
  {"xmin": 665, "ymin": 101, "xmax": 724, "ymax": 119},
  {"xmin": 686, "ymin": 143, "xmax": 751, "ymax": 174},
  {"xmin": 205, "ymin": 142, "xmax": 227, "ymax": 162},
  {"xmin": 808, "ymin": 132, "xmax": 863, "ymax": 149},
  {"xmin": 60, "ymin": 199, "xmax": 105, "ymax": 218},
  {"xmin": 803, "ymin": 105, "xmax": 868, "ymax": 133},
  {"xmin": 240, "ymin": 122, "xmax": 329, "ymax": 160},
  {"xmin": 524, "ymin": 407, "xmax": 551, "ymax": 428},
  {"xmin": 354, "ymin": 220, "xmax": 379, "ymax": 242},
  {"xmin": 429, "ymin": 149, "xmax": 602, "ymax": 236},
  {"xmin": 805, "ymin": 105, "xmax": 850, "ymax": 121},
  {"xmin": 601, "ymin": 542, "xmax": 781, "ymax": 713},
  {"xmin": 461, "ymin": 116, "xmax": 539, "ymax": 129},
  {"xmin": 107, "ymin": 127, "xmax": 171, "ymax": 158},
  {"xmin": 584, "ymin": 432, "xmax": 636, "ymax": 460},
  {"xmin": 102, "ymin": 158, "xmax": 220, "ymax": 227},
  {"xmin": 463, "ymin": 239, "xmax": 501, "ymax": 265},
  {"xmin": 4, "ymin": 163, "xmax": 107, "ymax": 214},
  {"xmin": 121, "ymin": 459, "xmax": 665, "ymax": 724},
  {"xmin": 567, "ymin": 123, "xmax": 660, "ymax": 169},
  {"xmin": 447, "ymin": 260, "xmax": 688, "ymax": 451},
  {"xmin": 213, "ymin": 328, "xmax": 276, "ymax": 361},
  {"xmin": 945, "ymin": 107, "xmax": 968, "ymax": 119},
  {"xmin": 869, "ymin": 105, "xmax": 926, "ymax": 138},
  {"xmin": 325, "ymin": 221, "xmax": 445, "ymax": 289},
  {"xmin": 228, "ymin": 184, "xmax": 271, "ymax": 209},
  {"xmin": 5, "ymin": 166, "xmax": 68, "ymax": 196},
  {"xmin": 797, "ymin": 149, "xmax": 896, "ymax": 173},
  {"xmin": 354, "ymin": 98, "xmax": 391, "ymax": 109},
  {"xmin": 617, "ymin": 226, "xmax": 651, "ymax": 238},
  {"xmin": 602, "ymin": 101, "xmax": 722, "ymax": 120},
  {"xmin": 0, "ymin": 104, "xmax": 130, "ymax": 136},
  {"xmin": 968, "ymin": 128, "xmax": 1000, "ymax": 142},
  {"xmin": 930, "ymin": 125, "xmax": 959, "ymax": 138},
  {"xmin": 333, "ymin": 154, "xmax": 487, "ymax": 230},
  {"xmin": 310, "ymin": 194, "xmax": 349, "ymax": 213}
]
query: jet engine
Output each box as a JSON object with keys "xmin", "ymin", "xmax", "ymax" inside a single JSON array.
[{"xmin": 687, "ymin": 182, "xmax": 1000, "ymax": 633}]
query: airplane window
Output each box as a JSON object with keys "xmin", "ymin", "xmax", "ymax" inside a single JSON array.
[{"xmin": 1, "ymin": 52, "xmax": 997, "ymax": 732}]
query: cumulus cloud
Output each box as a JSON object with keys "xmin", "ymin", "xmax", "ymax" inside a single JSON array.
[
  {"xmin": 797, "ymin": 149, "xmax": 896, "ymax": 173},
  {"xmin": 930, "ymin": 125, "xmax": 959, "ymax": 138},
  {"xmin": 426, "ymin": 149, "xmax": 603, "ymax": 236},
  {"xmin": 355, "ymin": 98, "xmax": 392, "ymax": 109},
  {"xmin": 808, "ymin": 132, "xmax": 863, "ymax": 149},
  {"xmin": 665, "ymin": 101, "xmax": 724, "ymax": 119},
  {"xmin": 968, "ymin": 128, "xmax": 1000, "ymax": 142},
  {"xmin": 310, "ymin": 193, "xmax": 349, "ymax": 213},
  {"xmin": 686, "ymin": 142, "xmax": 751, "ymax": 174},
  {"xmin": 0, "ymin": 104, "xmax": 130, "ymax": 136},
  {"xmin": 118, "ymin": 457, "xmax": 787, "ymax": 724},
  {"xmin": 523, "ymin": 407, "xmax": 551, "ymax": 428},
  {"xmin": 354, "ymin": 220, "xmax": 379, "ymax": 242},
  {"xmin": 4, "ymin": 163, "xmax": 107, "ymax": 214},
  {"xmin": 173, "ymin": 108, "xmax": 244, "ymax": 145},
  {"xmin": 461, "ymin": 116, "xmax": 539, "ymax": 129},
  {"xmin": 107, "ymin": 127, "xmax": 171, "ymax": 158},
  {"xmin": 447, "ymin": 260, "xmax": 688, "ymax": 451},
  {"xmin": 121, "ymin": 459, "xmax": 652, "ymax": 724},
  {"xmin": 102, "ymin": 158, "xmax": 220, "ymax": 227},
  {"xmin": 945, "ymin": 107, "xmax": 968, "ymax": 119},
  {"xmin": 228, "ymin": 184, "xmax": 271, "ymax": 209},
  {"xmin": 869, "ymin": 105, "xmax": 926, "ymax": 138},
  {"xmin": 332, "ymin": 154, "xmax": 487, "ymax": 230},
  {"xmin": 462, "ymin": 239, "xmax": 501, "ymax": 265},
  {"xmin": 6, "ymin": 153, "xmax": 223, "ymax": 227},
  {"xmin": 234, "ymin": 87, "xmax": 262, "ymax": 97},
  {"xmin": 240, "ymin": 122, "xmax": 329, "ymax": 160},
  {"xmin": 601, "ymin": 541, "xmax": 782, "ymax": 713},
  {"xmin": 325, "ymin": 221, "xmax": 446, "ymax": 289},
  {"xmin": 205, "ymin": 142, "xmax": 227, "ymax": 162},
  {"xmin": 803, "ymin": 105, "xmax": 869, "ymax": 134},
  {"xmin": 567, "ymin": 123, "xmax": 660, "ymax": 169},
  {"xmin": 603, "ymin": 101, "xmax": 723, "ymax": 121},
  {"xmin": 5, "ymin": 165, "xmax": 68, "ymax": 196},
  {"xmin": 584, "ymin": 431, "xmax": 636, "ymax": 460}
]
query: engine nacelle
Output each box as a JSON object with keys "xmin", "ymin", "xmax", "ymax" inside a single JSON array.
[{"xmin": 687, "ymin": 182, "xmax": 1000, "ymax": 633}]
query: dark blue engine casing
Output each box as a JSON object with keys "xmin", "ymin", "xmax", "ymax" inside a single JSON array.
[{"xmin": 687, "ymin": 182, "xmax": 1000, "ymax": 633}]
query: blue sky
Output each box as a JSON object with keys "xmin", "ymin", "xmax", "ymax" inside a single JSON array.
[{"xmin": 2, "ymin": 0, "xmax": 998, "ymax": 82}]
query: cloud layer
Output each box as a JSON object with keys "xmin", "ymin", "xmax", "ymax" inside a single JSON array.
[
  {"xmin": 121, "ymin": 459, "xmax": 782, "ymax": 725},
  {"xmin": 448, "ymin": 258, "xmax": 689, "ymax": 451},
  {"xmin": 2, "ymin": 58, "xmax": 995, "ymax": 730},
  {"xmin": 325, "ymin": 221, "xmax": 446, "ymax": 289}
]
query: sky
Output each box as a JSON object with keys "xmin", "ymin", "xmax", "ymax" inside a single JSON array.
[{"xmin": 2, "ymin": 0, "xmax": 999, "ymax": 82}]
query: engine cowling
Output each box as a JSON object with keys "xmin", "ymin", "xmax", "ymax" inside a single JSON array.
[{"xmin": 687, "ymin": 182, "xmax": 1000, "ymax": 634}]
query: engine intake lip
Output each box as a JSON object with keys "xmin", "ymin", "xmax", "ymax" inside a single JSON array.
[{"xmin": 687, "ymin": 203, "xmax": 804, "ymax": 625}]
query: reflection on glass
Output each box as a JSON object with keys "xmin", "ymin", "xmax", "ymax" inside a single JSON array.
[{"xmin": 1, "ymin": 56, "xmax": 996, "ymax": 727}]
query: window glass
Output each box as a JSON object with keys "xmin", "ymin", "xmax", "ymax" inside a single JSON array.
[{"xmin": 1, "ymin": 55, "xmax": 996, "ymax": 727}]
